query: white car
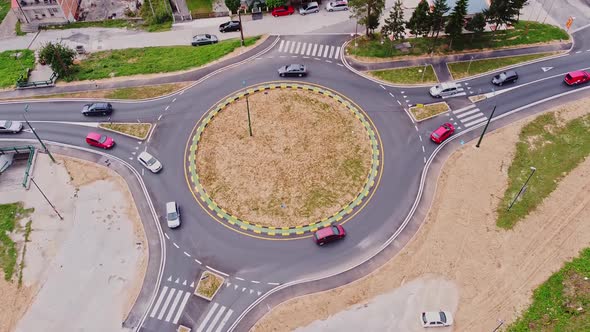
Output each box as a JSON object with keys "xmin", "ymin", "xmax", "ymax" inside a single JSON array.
[
  {"xmin": 0, "ymin": 120, "xmax": 23, "ymax": 134},
  {"xmin": 299, "ymin": 1, "xmax": 319, "ymax": 15},
  {"xmin": 421, "ymin": 311, "xmax": 453, "ymax": 328},
  {"xmin": 137, "ymin": 151, "xmax": 162, "ymax": 173},
  {"xmin": 429, "ymin": 82, "xmax": 460, "ymax": 98},
  {"xmin": 326, "ymin": 1, "xmax": 348, "ymax": 11},
  {"xmin": 165, "ymin": 202, "xmax": 181, "ymax": 228}
]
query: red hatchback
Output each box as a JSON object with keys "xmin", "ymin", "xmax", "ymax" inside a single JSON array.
[
  {"xmin": 86, "ymin": 132, "xmax": 115, "ymax": 149},
  {"xmin": 430, "ymin": 122, "xmax": 455, "ymax": 144},
  {"xmin": 314, "ymin": 225, "xmax": 346, "ymax": 246},
  {"xmin": 564, "ymin": 71, "xmax": 590, "ymax": 86},
  {"xmin": 271, "ymin": 5, "xmax": 294, "ymax": 17}
]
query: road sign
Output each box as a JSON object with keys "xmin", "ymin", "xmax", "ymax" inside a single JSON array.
[
  {"xmin": 566, "ymin": 16, "xmax": 575, "ymax": 30},
  {"xmin": 541, "ymin": 67, "xmax": 553, "ymax": 72}
]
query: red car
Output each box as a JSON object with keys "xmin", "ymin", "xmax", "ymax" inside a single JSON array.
[
  {"xmin": 271, "ymin": 5, "xmax": 294, "ymax": 17},
  {"xmin": 86, "ymin": 132, "xmax": 115, "ymax": 149},
  {"xmin": 430, "ymin": 122, "xmax": 455, "ymax": 144},
  {"xmin": 564, "ymin": 71, "xmax": 590, "ymax": 86},
  {"xmin": 314, "ymin": 225, "xmax": 346, "ymax": 246}
]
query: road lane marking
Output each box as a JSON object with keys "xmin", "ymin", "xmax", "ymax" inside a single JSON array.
[
  {"xmin": 165, "ymin": 290, "xmax": 184, "ymax": 322},
  {"xmin": 328, "ymin": 46, "xmax": 335, "ymax": 58},
  {"xmin": 215, "ymin": 309, "xmax": 234, "ymax": 332},
  {"xmin": 294, "ymin": 42, "xmax": 301, "ymax": 54},
  {"xmin": 172, "ymin": 98, "xmax": 176, "ymax": 103},
  {"xmin": 414, "ymin": 125, "xmax": 419, "ymax": 131},
  {"xmin": 197, "ymin": 303, "xmax": 219, "ymax": 332},
  {"xmin": 299, "ymin": 42, "xmax": 307, "ymax": 54},
  {"xmin": 267, "ymin": 282, "xmax": 280, "ymax": 285},
  {"xmin": 311, "ymin": 44, "xmax": 318, "ymax": 56},
  {"xmin": 288, "ymin": 41, "xmax": 295, "ymax": 53},
  {"xmin": 235, "ymin": 277, "xmax": 245, "ymax": 281},
  {"xmin": 379, "ymin": 84, "xmax": 385, "ymax": 90},
  {"xmin": 184, "ymin": 251, "xmax": 191, "ymax": 257},
  {"xmin": 158, "ymin": 114, "xmax": 163, "ymax": 121},
  {"xmin": 455, "ymin": 108, "xmax": 480, "ymax": 118},
  {"xmin": 164, "ymin": 233, "xmax": 169, "ymax": 240},
  {"xmin": 206, "ymin": 266, "xmax": 229, "ymax": 277},
  {"xmin": 173, "ymin": 242, "xmax": 179, "ymax": 248},
  {"xmin": 463, "ymin": 117, "xmax": 488, "ymax": 127},
  {"xmin": 165, "ymin": 106, "xmax": 170, "ymax": 111},
  {"xmin": 317, "ymin": 44, "xmax": 324, "ymax": 57},
  {"xmin": 453, "ymin": 104, "xmax": 476, "ymax": 113},
  {"xmin": 337, "ymin": 63, "xmax": 344, "ymax": 67},
  {"xmin": 334, "ymin": 46, "xmax": 341, "ymax": 59},
  {"xmin": 149, "ymin": 286, "xmax": 168, "ymax": 317},
  {"xmin": 251, "ymin": 280, "xmax": 260, "ymax": 284},
  {"xmin": 326, "ymin": 60, "xmax": 332, "ymax": 63},
  {"xmin": 194, "ymin": 258, "xmax": 202, "ymax": 264},
  {"xmin": 306, "ymin": 43, "xmax": 313, "ymax": 56},
  {"xmin": 419, "ymin": 135, "xmax": 422, "ymax": 142},
  {"xmin": 314, "ymin": 58, "xmax": 321, "ymax": 60},
  {"xmin": 388, "ymin": 92, "xmax": 395, "ymax": 97},
  {"xmin": 157, "ymin": 288, "xmax": 176, "ymax": 320},
  {"xmin": 422, "ymin": 146, "xmax": 425, "ymax": 153},
  {"xmin": 172, "ymin": 292, "xmax": 191, "ymax": 324},
  {"xmin": 206, "ymin": 305, "xmax": 227, "ymax": 332},
  {"xmin": 460, "ymin": 112, "xmax": 485, "ymax": 122},
  {"xmin": 323, "ymin": 45, "xmax": 329, "ymax": 58},
  {"xmin": 278, "ymin": 40, "xmax": 285, "ymax": 52},
  {"xmin": 397, "ymin": 100, "xmax": 402, "ymax": 105}
]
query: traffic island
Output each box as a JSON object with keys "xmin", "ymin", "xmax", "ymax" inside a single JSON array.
[
  {"xmin": 409, "ymin": 102, "xmax": 449, "ymax": 122},
  {"xmin": 194, "ymin": 271, "xmax": 225, "ymax": 301},
  {"xmin": 99, "ymin": 123, "xmax": 152, "ymax": 140},
  {"xmin": 186, "ymin": 83, "xmax": 382, "ymax": 237}
]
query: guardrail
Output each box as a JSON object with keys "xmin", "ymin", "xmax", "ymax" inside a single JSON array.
[
  {"xmin": 0, "ymin": 145, "xmax": 36, "ymax": 188},
  {"xmin": 16, "ymin": 71, "xmax": 58, "ymax": 89}
]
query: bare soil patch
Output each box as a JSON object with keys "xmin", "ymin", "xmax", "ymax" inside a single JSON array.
[
  {"xmin": 195, "ymin": 89, "xmax": 372, "ymax": 228},
  {"xmin": 252, "ymin": 97, "xmax": 590, "ymax": 332}
]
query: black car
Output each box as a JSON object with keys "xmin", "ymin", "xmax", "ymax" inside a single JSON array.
[
  {"xmin": 82, "ymin": 102, "xmax": 113, "ymax": 116},
  {"xmin": 492, "ymin": 70, "xmax": 518, "ymax": 86},
  {"xmin": 191, "ymin": 34, "xmax": 218, "ymax": 46},
  {"xmin": 278, "ymin": 64, "xmax": 307, "ymax": 77},
  {"xmin": 219, "ymin": 21, "xmax": 241, "ymax": 32}
]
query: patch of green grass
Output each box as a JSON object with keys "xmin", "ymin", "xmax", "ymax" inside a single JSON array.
[
  {"xmin": 187, "ymin": 0, "xmax": 213, "ymax": 15},
  {"xmin": 0, "ymin": 203, "xmax": 33, "ymax": 281},
  {"xmin": 40, "ymin": 19, "xmax": 137, "ymax": 30},
  {"xmin": 369, "ymin": 65, "xmax": 437, "ymax": 84},
  {"xmin": 448, "ymin": 52, "xmax": 556, "ymax": 79},
  {"xmin": 15, "ymin": 20, "xmax": 26, "ymax": 36},
  {"xmin": 348, "ymin": 21, "xmax": 569, "ymax": 58},
  {"xmin": 497, "ymin": 112, "xmax": 590, "ymax": 229},
  {"xmin": 105, "ymin": 83, "xmax": 185, "ymax": 99},
  {"xmin": 302, "ymin": 189, "xmax": 337, "ymax": 217},
  {"xmin": 409, "ymin": 102, "xmax": 449, "ymax": 121},
  {"xmin": 507, "ymin": 247, "xmax": 590, "ymax": 331},
  {"xmin": 99, "ymin": 123, "xmax": 152, "ymax": 139},
  {"xmin": 0, "ymin": 49, "xmax": 35, "ymax": 88},
  {"xmin": 69, "ymin": 36, "xmax": 259, "ymax": 81},
  {"xmin": 140, "ymin": 0, "xmax": 173, "ymax": 31},
  {"xmin": 341, "ymin": 157, "xmax": 365, "ymax": 183},
  {"xmin": 0, "ymin": 0, "xmax": 10, "ymax": 25},
  {"xmin": 17, "ymin": 220, "xmax": 32, "ymax": 287}
]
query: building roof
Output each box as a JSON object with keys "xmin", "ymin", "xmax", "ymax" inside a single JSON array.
[{"xmin": 427, "ymin": 0, "xmax": 489, "ymax": 15}]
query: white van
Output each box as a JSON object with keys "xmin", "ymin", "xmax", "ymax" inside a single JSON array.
[
  {"xmin": 166, "ymin": 202, "xmax": 181, "ymax": 228},
  {"xmin": 429, "ymin": 82, "xmax": 460, "ymax": 98}
]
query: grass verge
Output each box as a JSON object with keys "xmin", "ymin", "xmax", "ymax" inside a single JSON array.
[
  {"xmin": 0, "ymin": 0, "xmax": 10, "ymax": 25},
  {"xmin": 0, "ymin": 203, "xmax": 34, "ymax": 281},
  {"xmin": 368, "ymin": 65, "xmax": 437, "ymax": 84},
  {"xmin": 187, "ymin": 0, "xmax": 213, "ymax": 16},
  {"xmin": 3, "ymin": 83, "xmax": 191, "ymax": 100},
  {"xmin": 448, "ymin": 52, "xmax": 556, "ymax": 79},
  {"xmin": 40, "ymin": 19, "xmax": 138, "ymax": 30},
  {"xmin": 348, "ymin": 21, "xmax": 569, "ymax": 59},
  {"xmin": 507, "ymin": 247, "xmax": 590, "ymax": 331},
  {"xmin": 195, "ymin": 271, "xmax": 224, "ymax": 300},
  {"xmin": 99, "ymin": 123, "xmax": 152, "ymax": 140},
  {"xmin": 68, "ymin": 36, "xmax": 259, "ymax": 81},
  {"xmin": 15, "ymin": 20, "xmax": 26, "ymax": 36},
  {"xmin": 409, "ymin": 102, "xmax": 449, "ymax": 121},
  {"xmin": 0, "ymin": 50, "xmax": 35, "ymax": 88},
  {"xmin": 496, "ymin": 112, "xmax": 590, "ymax": 229},
  {"xmin": 17, "ymin": 220, "xmax": 32, "ymax": 286}
]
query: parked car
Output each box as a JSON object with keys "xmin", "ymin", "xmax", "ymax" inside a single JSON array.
[
  {"xmin": 219, "ymin": 20, "xmax": 241, "ymax": 32},
  {"xmin": 430, "ymin": 122, "xmax": 455, "ymax": 144},
  {"xmin": 564, "ymin": 70, "xmax": 590, "ymax": 86},
  {"xmin": 278, "ymin": 64, "xmax": 307, "ymax": 77},
  {"xmin": 314, "ymin": 225, "xmax": 346, "ymax": 246},
  {"xmin": 85, "ymin": 132, "xmax": 115, "ymax": 149},
  {"xmin": 81, "ymin": 102, "xmax": 113, "ymax": 116},
  {"xmin": 271, "ymin": 5, "xmax": 294, "ymax": 17},
  {"xmin": 191, "ymin": 34, "xmax": 218, "ymax": 46},
  {"xmin": 299, "ymin": 1, "xmax": 319, "ymax": 15},
  {"xmin": 429, "ymin": 82, "xmax": 460, "ymax": 98},
  {"xmin": 0, "ymin": 120, "xmax": 23, "ymax": 134},
  {"xmin": 421, "ymin": 311, "xmax": 454, "ymax": 328},
  {"xmin": 137, "ymin": 151, "xmax": 162, "ymax": 173},
  {"xmin": 326, "ymin": 0, "xmax": 348, "ymax": 11},
  {"xmin": 492, "ymin": 70, "xmax": 518, "ymax": 86},
  {"xmin": 166, "ymin": 201, "xmax": 181, "ymax": 228}
]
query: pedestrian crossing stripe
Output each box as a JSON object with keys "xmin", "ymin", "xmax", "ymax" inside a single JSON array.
[
  {"xmin": 196, "ymin": 302, "xmax": 234, "ymax": 332},
  {"xmin": 149, "ymin": 286, "xmax": 192, "ymax": 325},
  {"xmin": 278, "ymin": 40, "xmax": 341, "ymax": 60}
]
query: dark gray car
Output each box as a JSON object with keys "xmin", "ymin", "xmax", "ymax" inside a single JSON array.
[
  {"xmin": 192, "ymin": 34, "xmax": 218, "ymax": 46},
  {"xmin": 278, "ymin": 64, "xmax": 307, "ymax": 77},
  {"xmin": 492, "ymin": 70, "xmax": 518, "ymax": 86},
  {"xmin": 219, "ymin": 21, "xmax": 241, "ymax": 32},
  {"xmin": 82, "ymin": 102, "xmax": 113, "ymax": 116}
]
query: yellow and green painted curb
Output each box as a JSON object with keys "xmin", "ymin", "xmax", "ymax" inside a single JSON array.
[{"xmin": 186, "ymin": 82, "xmax": 381, "ymax": 237}]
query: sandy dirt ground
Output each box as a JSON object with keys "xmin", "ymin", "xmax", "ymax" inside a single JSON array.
[
  {"xmin": 252, "ymin": 98, "xmax": 590, "ymax": 331},
  {"xmin": 196, "ymin": 89, "xmax": 372, "ymax": 228},
  {"xmin": 0, "ymin": 154, "xmax": 147, "ymax": 332}
]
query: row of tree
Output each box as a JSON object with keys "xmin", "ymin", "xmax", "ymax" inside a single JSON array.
[{"xmin": 350, "ymin": 0, "xmax": 529, "ymax": 46}]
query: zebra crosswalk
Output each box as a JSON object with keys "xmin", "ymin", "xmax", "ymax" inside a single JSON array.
[
  {"xmin": 149, "ymin": 286, "xmax": 192, "ymax": 325},
  {"xmin": 196, "ymin": 302, "xmax": 234, "ymax": 332},
  {"xmin": 452, "ymin": 104, "xmax": 487, "ymax": 128},
  {"xmin": 277, "ymin": 40, "xmax": 341, "ymax": 60}
]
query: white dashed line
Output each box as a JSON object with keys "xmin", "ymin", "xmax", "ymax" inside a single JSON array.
[
  {"xmin": 424, "ymin": 156, "xmax": 427, "ymax": 163},
  {"xmin": 172, "ymin": 98, "xmax": 177, "ymax": 103},
  {"xmin": 576, "ymin": 51, "xmax": 582, "ymax": 54},
  {"xmin": 179, "ymin": 90, "xmax": 184, "ymax": 95},
  {"xmin": 251, "ymin": 280, "xmax": 260, "ymax": 284},
  {"xmin": 173, "ymin": 243, "xmax": 179, "ymax": 248},
  {"xmin": 255, "ymin": 57, "xmax": 263, "ymax": 60},
  {"xmin": 128, "ymin": 157, "xmax": 133, "ymax": 160},
  {"xmin": 325, "ymin": 60, "xmax": 332, "ymax": 63},
  {"xmin": 314, "ymin": 58, "xmax": 321, "ymax": 61},
  {"xmin": 206, "ymin": 266, "xmax": 229, "ymax": 277},
  {"xmin": 235, "ymin": 277, "xmax": 245, "ymax": 281},
  {"xmin": 158, "ymin": 114, "xmax": 163, "ymax": 121},
  {"xmin": 414, "ymin": 125, "xmax": 419, "ymax": 131},
  {"xmin": 337, "ymin": 63, "xmax": 344, "ymax": 67},
  {"xmin": 164, "ymin": 233, "xmax": 170, "ymax": 240},
  {"xmin": 419, "ymin": 135, "xmax": 422, "ymax": 142},
  {"xmin": 397, "ymin": 100, "xmax": 402, "ymax": 105},
  {"xmin": 379, "ymin": 84, "xmax": 386, "ymax": 90},
  {"xmin": 388, "ymin": 92, "xmax": 395, "ymax": 98},
  {"xmin": 141, "ymin": 168, "xmax": 144, "ymax": 176},
  {"xmin": 303, "ymin": 56, "xmax": 310, "ymax": 59},
  {"xmin": 267, "ymin": 282, "xmax": 280, "ymax": 285},
  {"xmin": 422, "ymin": 145, "xmax": 425, "ymax": 153},
  {"xmin": 184, "ymin": 251, "xmax": 191, "ymax": 257},
  {"xmin": 194, "ymin": 258, "xmax": 202, "ymax": 265},
  {"xmin": 291, "ymin": 55, "xmax": 298, "ymax": 58},
  {"xmin": 405, "ymin": 100, "xmax": 410, "ymax": 102}
]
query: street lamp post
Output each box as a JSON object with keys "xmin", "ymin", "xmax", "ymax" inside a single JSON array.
[
  {"xmin": 238, "ymin": 9, "xmax": 245, "ymax": 47},
  {"xmin": 466, "ymin": 56, "xmax": 474, "ymax": 76},
  {"xmin": 23, "ymin": 105, "xmax": 56, "ymax": 163},
  {"xmin": 507, "ymin": 167, "xmax": 536, "ymax": 211},
  {"xmin": 30, "ymin": 177, "xmax": 63, "ymax": 220},
  {"xmin": 475, "ymin": 105, "xmax": 496, "ymax": 148},
  {"xmin": 242, "ymin": 81, "xmax": 253, "ymax": 137}
]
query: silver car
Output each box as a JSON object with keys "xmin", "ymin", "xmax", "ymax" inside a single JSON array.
[
  {"xmin": 165, "ymin": 201, "xmax": 181, "ymax": 228},
  {"xmin": 0, "ymin": 121, "xmax": 23, "ymax": 134},
  {"xmin": 326, "ymin": 1, "xmax": 348, "ymax": 11},
  {"xmin": 137, "ymin": 151, "xmax": 162, "ymax": 173},
  {"xmin": 191, "ymin": 34, "xmax": 218, "ymax": 46},
  {"xmin": 299, "ymin": 1, "xmax": 319, "ymax": 15}
]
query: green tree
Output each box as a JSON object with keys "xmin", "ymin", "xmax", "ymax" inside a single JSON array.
[
  {"xmin": 349, "ymin": 0, "xmax": 385, "ymax": 37},
  {"xmin": 225, "ymin": 0, "xmax": 241, "ymax": 15},
  {"xmin": 407, "ymin": 0, "xmax": 430, "ymax": 37},
  {"xmin": 444, "ymin": 0, "xmax": 468, "ymax": 48},
  {"xmin": 265, "ymin": 0, "xmax": 285, "ymax": 9},
  {"xmin": 465, "ymin": 12, "xmax": 486, "ymax": 42},
  {"xmin": 382, "ymin": 0, "xmax": 405, "ymax": 41},
  {"xmin": 483, "ymin": 0, "xmax": 525, "ymax": 33},
  {"xmin": 38, "ymin": 42, "xmax": 76, "ymax": 79},
  {"xmin": 429, "ymin": 0, "xmax": 449, "ymax": 51}
]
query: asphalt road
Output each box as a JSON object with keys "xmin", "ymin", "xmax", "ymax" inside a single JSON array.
[{"xmin": 1, "ymin": 26, "xmax": 589, "ymax": 332}]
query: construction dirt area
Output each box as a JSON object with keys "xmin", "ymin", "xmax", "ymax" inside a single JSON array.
[
  {"xmin": 252, "ymin": 98, "xmax": 590, "ymax": 332},
  {"xmin": 0, "ymin": 154, "xmax": 147, "ymax": 332}
]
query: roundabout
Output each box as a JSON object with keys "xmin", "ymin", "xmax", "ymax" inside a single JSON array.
[{"xmin": 185, "ymin": 82, "xmax": 382, "ymax": 238}]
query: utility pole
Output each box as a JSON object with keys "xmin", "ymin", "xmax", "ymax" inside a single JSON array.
[
  {"xmin": 24, "ymin": 104, "xmax": 56, "ymax": 163},
  {"xmin": 508, "ymin": 167, "xmax": 536, "ymax": 211},
  {"xmin": 30, "ymin": 177, "xmax": 63, "ymax": 220},
  {"xmin": 238, "ymin": 9, "xmax": 245, "ymax": 47},
  {"xmin": 242, "ymin": 81, "xmax": 253, "ymax": 137},
  {"xmin": 466, "ymin": 56, "xmax": 474, "ymax": 76},
  {"xmin": 475, "ymin": 105, "xmax": 496, "ymax": 148}
]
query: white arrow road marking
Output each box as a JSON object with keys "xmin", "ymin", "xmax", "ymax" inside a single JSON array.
[
  {"xmin": 257, "ymin": 291, "xmax": 262, "ymax": 296},
  {"xmin": 234, "ymin": 285, "xmax": 238, "ymax": 290},
  {"xmin": 175, "ymin": 278, "xmax": 180, "ymax": 284},
  {"xmin": 167, "ymin": 276, "xmax": 172, "ymax": 282},
  {"xmin": 249, "ymin": 289, "xmax": 253, "ymax": 294},
  {"xmin": 190, "ymin": 281, "xmax": 195, "ymax": 288},
  {"xmin": 23, "ymin": 129, "xmax": 33, "ymax": 133},
  {"xmin": 226, "ymin": 282, "xmax": 231, "ymax": 287},
  {"xmin": 542, "ymin": 66, "xmax": 553, "ymax": 72},
  {"xmin": 183, "ymin": 280, "xmax": 187, "ymax": 286},
  {"xmin": 242, "ymin": 287, "xmax": 246, "ymax": 292}
]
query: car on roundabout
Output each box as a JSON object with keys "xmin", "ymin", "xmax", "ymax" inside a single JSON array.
[
  {"xmin": 271, "ymin": 5, "xmax": 294, "ymax": 17},
  {"xmin": 166, "ymin": 201, "xmax": 181, "ymax": 228},
  {"xmin": 421, "ymin": 311, "xmax": 453, "ymax": 328},
  {"xmin": 564, "ymin": 70, "xmax": 590, "ymax": 86},
  {"xmin": 429, "ymin": 82, "xmax": 460, "ymax": 98},
  {"xmin": 430, "ymin": 122, "xmax": 455, "ymax": 144},
  {"xmin": 219, "ymin": 20, "xmax": 241, "ymax": 32},
  {"xmin": 278, "ymin": 64, "xmax": 307, "ymax": 77},
  {"xmin": 0, "ymin": 120, "xmax": 23, "ymax": 134},
  {"xmin": 85, "ymin": 132, "xmax": 115, "ymax": 149},
  {"xmin": 191, "ymin": 34, "xmax": 218, "ymax": 46},
  {"xmin": 137, "ymin": 151, "xmax": 162, "ymax": 173},
  {"xmin": 314, "ymin": 225, "xmax": 346, "ymax": 246},
  {"xmin": 492, "ymin": 70, "xmax": 518, "ymax": 86}
]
